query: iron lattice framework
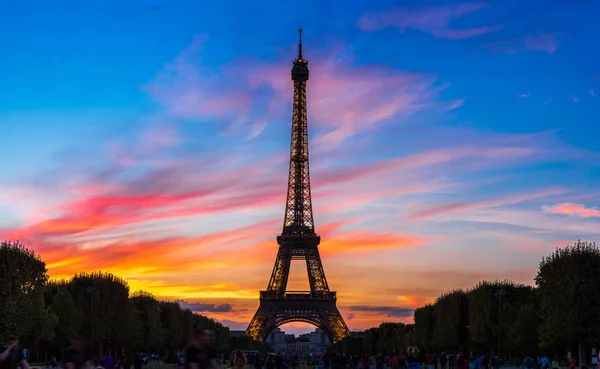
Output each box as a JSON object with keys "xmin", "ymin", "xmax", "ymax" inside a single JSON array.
[{"xmin": 246, "ymin": 30, "xmax": 350, "ymax": 343}]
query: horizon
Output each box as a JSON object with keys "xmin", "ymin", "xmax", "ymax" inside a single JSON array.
[{"xmin": 1, "ymin": 0, "xmax": 599, "ymax": 337}]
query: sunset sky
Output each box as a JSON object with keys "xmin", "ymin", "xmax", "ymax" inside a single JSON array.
[{"xmin": 1, "ymin": 0, "xmax": 599, "ymax": 335}]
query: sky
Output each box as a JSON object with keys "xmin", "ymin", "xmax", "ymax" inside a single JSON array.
[{"xmin": 1, "ymin": 0, "xmax": 599, "ymax": 336}]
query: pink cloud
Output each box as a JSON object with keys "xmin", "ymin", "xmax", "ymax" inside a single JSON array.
[
  {"xmin": 144, "ymin": 35, "xmax": 253, "ymax": 129},
  {"xmin": 542, "ymin": 203, "xmax": 600, "ymax": 218},
  {"xmin": 491, "ymin": 32, "xmax": 562, "ymax": 54},
  {"xmin": 357, "ymin": 2, "xmax": 501, "ymax": 40},
  {"xmin": 146, "ymin": 35, "xmax": 439, "ymax": 144}
]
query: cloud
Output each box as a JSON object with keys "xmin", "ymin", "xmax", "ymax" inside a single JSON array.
[
  {"xmin": 348, "ymin": 305, "xmax": 414, "ymax": 318},
  {"xmin": 592, "ymin": 89, "xmax": 596, "ymax": 97},
  {"xmin": 491, "ymin": 32, "xmax": 562, "ymax": 54},
  {"xmin": 411, "ymin": 188, "xmax": 565, "ymax": 220},
  {"xmin": 445, "ymin": 97, "xmax": 469, "ymax": 110},
  {"xmin": 572, "ymin": 95, "xmax": 579, "ymax": 103},
  {"xmin": 146, "ymin": 36, "xmax": 439, "ymax": 145},
  {"xmin": 357, "ymin": 2, "xmax": 501, "ymax": 40},
  {"xmin": 219, "ymin": 319, "xmax": 249, "ymax": 330},
  {"xmin": 542, "ymin": 203, "xmax": 600, "ymax": 218},
  {"xmin": 516, "ymin": 93, "xmax": 531, "ymax": 98},
  {"xmin": 177, "ymin": 300, "xmax": 233, "ymax": 313}
]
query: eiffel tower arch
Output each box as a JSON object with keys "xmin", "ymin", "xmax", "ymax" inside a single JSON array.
[{"xmin": 246, "ymin": 30, "xmax": 350, "ymax": 343}]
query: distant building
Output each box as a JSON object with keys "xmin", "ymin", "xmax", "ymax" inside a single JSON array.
[
  {"xmin": 230, "ymin": 330, "xmax": 247, "ymax": 337},
  {"xmin": 265, "ymin": 328, "xmax": 330, "ymax": 354}
]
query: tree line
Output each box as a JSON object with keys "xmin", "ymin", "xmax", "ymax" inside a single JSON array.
[
  {"xmin": 0, "ymin": 240, "xmax": 231, "ymax": 363},
  {"xmin": 330, "ymin": 241, "xmax": 600, "ymax": 365}
]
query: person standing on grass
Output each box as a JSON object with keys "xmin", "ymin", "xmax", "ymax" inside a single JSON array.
[
  {"xmin": 233, "ymin": 351, "xmax": 247, "ymax": 369},
  {"xmin": 0, "ymin": 336, "xmax": 34, "ymax": 369},
  {"xmin": 185, "ymin": 329, "xmax": 219, "ymax": 369},
  {"xmin": 64, "ymin": 336, "xmax": 92, "ymax": 369},
  {"xmin": 101, "ymin": 351, "xmax": 116, "ymax": 369}
]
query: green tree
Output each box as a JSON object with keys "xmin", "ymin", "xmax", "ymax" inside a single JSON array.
[
  {"xmin": 70, "ymin": 271, "xmax": 130, "ymax": 356},
  {"xmin": 413, "ymin": 304, "xmax": 435, "ymax": 353},
  {"xmin": 507, "ymin": 303, "xmax": 540, "ymax": 356},
  {"xmin": 363, "ymin": 327, "xmax": 379, "ymax": 354},
  {"xmin": 29, "ymin": 291, "xmax": 58, "ymax": 362},
  {"xmin": 0, "ymin": 241, "xmax": 49, "ymax": 338},
  {"xmin": 468, "ymin": 280, "xmax": 532, "ymax": 356},
  {"xmin": 536, "ymin": 240, "xmax": 600, "ymax": 364},
  {"xmin": 159, "ymin": 301, "xmax": 184, "ymax": 350},
  {"xmin": 377, "ymin": 322, "xmax": 405, "ymax": 353},
  {"xmin": 432, "ymin": 289, "xmax": 469, "ymax": 352},
  {"xmin": 51, "ymin": 289, "xmax": 83, "ymax": 356},
  {"xmin": 130, "ymin": 291, "xmax": 161, "ymax": 351}
]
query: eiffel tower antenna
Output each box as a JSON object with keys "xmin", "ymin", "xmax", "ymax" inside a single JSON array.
[
  {"xmin": 298, "ymin": 28, "xmax": 303, "ymax": 59},
  {"xmin": 246, "ymin": 30, "xmax": 350, "ymax": 343}
]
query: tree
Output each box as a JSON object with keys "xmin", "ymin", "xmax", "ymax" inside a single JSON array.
[
  {"xmin": 536, "ymin": 240, "xmax": 600, "ymax": 364},
  {"xmin": 70, "ymin": 271, "xmax": 130, "ymax": 356},
  {"xmin": 363, "ymin": 327, "xmax": 379, "ymax": 354},
  {"xmin": 377, "ymin": 322, "xmax": 406, "ymax": 354},
  {"xmin": 432, "ymin": 290, "xmax": 469, "ymax": 352},
  {"xmin": 413, "ymin": 305, "xmax": 435, "ymax": 353},
  {"xmin": 0, "ymin": 241, "xmax": 49, "ymax": 338},
  {"xmin": 507, "ymin": 302, "xmax": 540, "ymax": 356},
  {"xmin": 468, "ymin": 280, "xmax": 532, "ymax": 356},
  {"xmin": 29, "ymin": 291, "xmax": 58, "ymax": 362},
  {"xmin": 51, "ymin": 289, "xmax": 83, "ymax": 356},
  {"xmin": 159, "ymin": 301, "xmax": 184, "ymax": 350},
  {"xmin": 130, "ymin": 291, "xmax": 161, "ymax": 351}
]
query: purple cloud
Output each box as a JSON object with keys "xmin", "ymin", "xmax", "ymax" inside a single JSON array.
[
  {"xmin": 491, "ymin": 32, "xmax": 562, "ymax": 54},
  {"xmin": 357, "ymin": 2, "xmax": 501, "ymax": 40}
]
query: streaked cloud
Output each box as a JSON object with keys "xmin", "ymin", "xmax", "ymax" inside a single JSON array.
[
  {"xmin": 491, "ymin": 32, "xmax": 562, "ymax": 54},
  {"xmin": 357, "ymin": 2, "xmax": 501, "ymax": 39},
  {"xmin": 349, "ymin": 305, "xmax": 414, "ymax": 318}
]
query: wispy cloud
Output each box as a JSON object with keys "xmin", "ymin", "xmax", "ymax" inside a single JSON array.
[
  {"xmin": 412, "ymin": 189, "xmax": 566, "ymax": 220},
  {"xmin": 445, "ymin": 97, "xmax": 469, "ymax": 110},
  {"xmin": 348, "ymin": 305, "xmax": 414, "ymax": 318},
  {"xmin": 542, "ymin": 203, "xmax": 600, "ymax": 218},
  {"xmin": 357, "ymin": 2, "xmax": 501, "ymax": 40},
  {"xmin": 516, "ymin": 93, "xmax": 531, "ymax": 98},
  {"xmin": 491, "ymin": 32, "xmax": 562, "ymax": 54},
  {"xmin": 146, "ymin": 36, "xmax": 439, "ymax": 145},
  {"xmin": 177, "ymin": 300, "xmax": 232, "ymax": 313},
  {"xmin": 591, "ymin": 89, "xmax": 596, "ymax": 97}
]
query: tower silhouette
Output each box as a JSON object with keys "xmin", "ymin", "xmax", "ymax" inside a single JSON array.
[{"xmin": 246, "ymin": 30, "xmax": 350, "ymax": 343}]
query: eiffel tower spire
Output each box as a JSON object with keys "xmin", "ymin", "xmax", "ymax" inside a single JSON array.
[{"xmin": 283, "ymin": 28, "xmax": 314, "ymax": 236}]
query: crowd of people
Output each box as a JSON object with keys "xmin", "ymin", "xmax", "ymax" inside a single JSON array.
[{"xmin": 3, "ymin": 330, "xmax": 595, "ymax": 369}]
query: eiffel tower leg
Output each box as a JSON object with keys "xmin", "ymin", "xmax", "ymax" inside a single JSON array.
[
  {"xmin": 326, "ymin": 305, "xmax": 351, "ymax": 341},
  {"xmin": 246, "ymin": 304, "xmax": 269, "ymax": 341},
  {"xmin": 306, "ymin": 246, "xmax": 329, "ymax": 291},
  {"xmin": 266, "ymin": 246, "xmax": 292, "ymax": 294}
]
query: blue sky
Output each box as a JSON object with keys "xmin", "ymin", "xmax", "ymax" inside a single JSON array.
[{"xmin": 0, "ymin": 0, "xmax": 599, "ymax": 333}]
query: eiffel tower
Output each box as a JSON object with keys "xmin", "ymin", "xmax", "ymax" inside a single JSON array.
[{"xmin": 246, "ymin": 30, "xmax": 350, "ymax": 343}]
